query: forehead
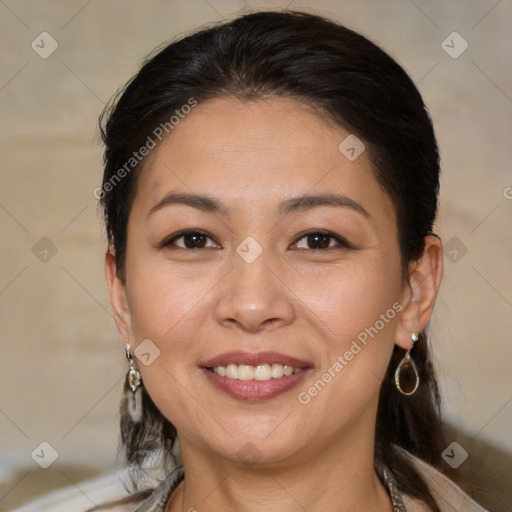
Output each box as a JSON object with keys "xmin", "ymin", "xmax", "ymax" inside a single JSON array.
[{"xmin": 133, "ymin": 96, "xmax": 393, "ymax": 219}]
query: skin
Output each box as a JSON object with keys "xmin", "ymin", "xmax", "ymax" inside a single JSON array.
[{"xmin": 106, "ymin": 96, "xmax": 443, "ymax": 512}]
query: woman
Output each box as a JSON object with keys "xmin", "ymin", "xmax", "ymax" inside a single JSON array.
[{"xmin": 95, "ymin": 10, "xmax": 487, "ymax": 512}]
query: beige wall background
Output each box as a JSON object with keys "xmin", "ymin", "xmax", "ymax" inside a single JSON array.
[{"xmin": 0, "ymin": 0, "xmax": 511, "ymax": 509}]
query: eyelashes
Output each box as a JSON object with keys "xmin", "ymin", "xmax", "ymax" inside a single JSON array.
[
  {"xmin": 161, "ymin": 230, "xmax": 218, "ymax": 250},
  {"xmin": 160, "ymin": 229, "xmax": 352, "ymax": 251},
  {"xmin": 291, "ymin": 229, "xmax": 352, "ymax": 250}
]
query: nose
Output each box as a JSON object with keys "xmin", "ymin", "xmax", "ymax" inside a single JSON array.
[{"xmin": 214, "ymin": 249, "xmax": 296, "ymax": 333}]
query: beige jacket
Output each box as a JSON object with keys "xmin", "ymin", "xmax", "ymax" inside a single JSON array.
[
  {"xmin": 11, "ymin": 454, "xmax": 488, "ymax": 512},
  {"xmin": 402, "ymin": 455, "xmax": 488, "ymax": 511}
]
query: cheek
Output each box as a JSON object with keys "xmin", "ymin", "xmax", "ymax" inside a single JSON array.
[
  {"xmin": 293, "ymin": 255, "xmax": 402, "ymax": 345},
  {"xmin": 124, "ymin": 263, "xmax": 215, "ymax": 401},
  {"xmin": 125, "ymin": 267, "xmax": 214, "ymax": 432},
  {"xmin": 292, "ymin": 256, "xmax": 403, "ymax": 415},
  {"xmin": 291, "ymin": 261, "xmax": 402, "ymax": 428},
  {"xmin": 126, "ymin": 261, "xmax": 217, "ymax": 341}
]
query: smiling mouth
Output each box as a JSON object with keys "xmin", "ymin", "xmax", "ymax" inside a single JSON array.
[
  {"xmin": 200, "ymin": 351, "xmax": 313, "ymax": 401},
  {"xmin": 206, "ymin": 363, "xmax": 305, "ymax": 381}
]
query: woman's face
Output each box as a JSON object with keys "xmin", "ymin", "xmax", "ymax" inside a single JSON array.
[{"xmin": 111, "ymin": 96, "xmax": 412, "ymax": 466}]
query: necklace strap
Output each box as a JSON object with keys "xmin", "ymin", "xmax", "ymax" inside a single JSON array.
[{"xmin": 376, "ymin": 463, "xmax": 408, "ymax": 512}]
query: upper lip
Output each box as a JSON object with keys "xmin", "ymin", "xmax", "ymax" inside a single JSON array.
[{"xmin": 200, "ymin": 351, "xmax": 312, "ymax": 369}]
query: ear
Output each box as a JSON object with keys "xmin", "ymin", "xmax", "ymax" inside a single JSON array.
[
  {"xmin": 105, "ymin": 248, "xmax": 132, "ymax": 344},
  {"xmin": 395, "ymin": 235, "xmax": 443, "ymax": 350}
]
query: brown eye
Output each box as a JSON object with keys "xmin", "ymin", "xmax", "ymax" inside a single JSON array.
[
  {"xmin": 293, "ymin": 231, "xmax": 350, "ymax": 250},
  {"xmin": 162, "ymin": 230, "xmax": 219, "ymax": 249}
]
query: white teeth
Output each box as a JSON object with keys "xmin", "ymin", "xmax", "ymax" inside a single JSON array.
[
  {"xmin": 238, "ymin": 364, "xmax": 253, "ymax": 381},
  {"xmin": 212, "ymin": 363, "xmax": 304, "ymax": 381},
  {"xmin": 225, "ymin": 364, "xmax": 238, "ymax": 379},
  {"xmin": 271, "ymin": 363, "xmax": 284, "ymax": 378},
  {"xmin": 254, "ymin": 364, "xmax": 271, "ymax": 381}
]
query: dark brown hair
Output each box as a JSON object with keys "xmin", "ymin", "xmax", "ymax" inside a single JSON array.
[{"xmin": 98, "ymin": 10, "xmax": 444, "ymax": 510}]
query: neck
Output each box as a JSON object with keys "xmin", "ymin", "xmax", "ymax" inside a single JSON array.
[{"xmin": 167, "ymin": 423, "xmax": 392, "ymax": 512}]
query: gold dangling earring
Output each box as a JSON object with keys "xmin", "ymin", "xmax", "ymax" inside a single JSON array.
[
  {"xmin": 394, "ymin": 332, "xmax": 420, "ymax": 396},
  {"xmin": 124, "ymin": 342, "xmax": 143, "ymax": 422}
]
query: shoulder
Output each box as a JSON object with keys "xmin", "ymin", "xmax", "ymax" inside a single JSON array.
[
  {"xmin": 7, "ymin": 469, "xmax": 147, "ymax": 512},
  {"xmin": 401, "ymin": 451, "xmax": 489, "ymax": 512}
]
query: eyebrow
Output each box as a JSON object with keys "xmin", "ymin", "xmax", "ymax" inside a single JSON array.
[{"xmin": 148, "ymin": 192, "xmax": 370, "ymax": 219}]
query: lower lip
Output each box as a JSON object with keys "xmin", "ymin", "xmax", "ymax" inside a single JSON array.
[{"xmin": 201, "ymin": 368, "xmax": 311, "ymax": 401}]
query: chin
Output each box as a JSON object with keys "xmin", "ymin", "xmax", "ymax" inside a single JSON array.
[{"xmin": 200, "ymin": 421, "xmax": 304, "ymax": 467}]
